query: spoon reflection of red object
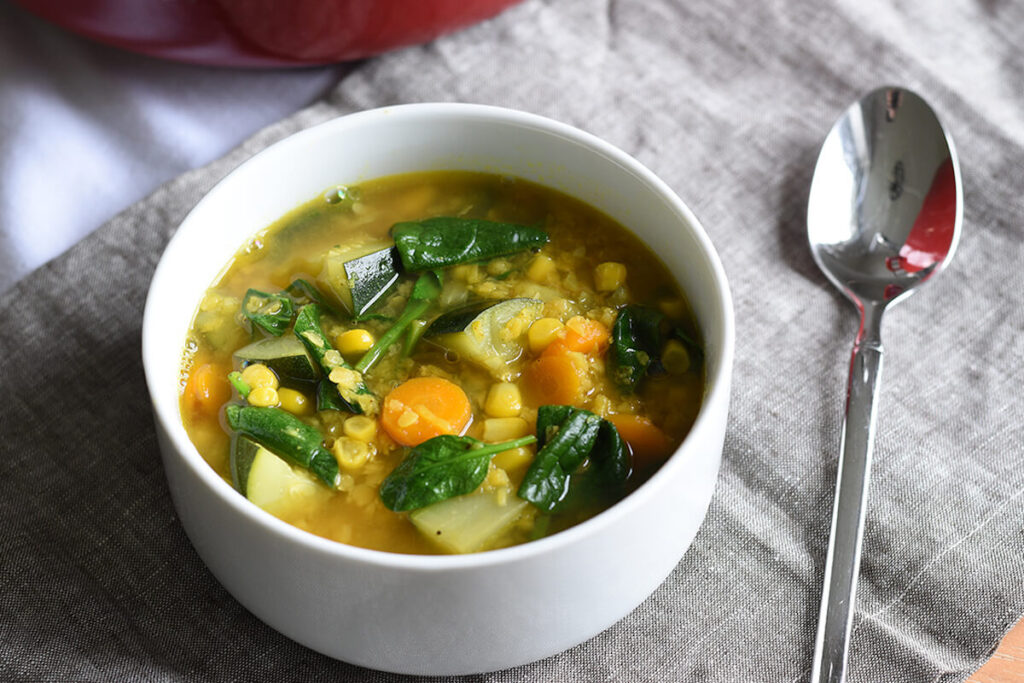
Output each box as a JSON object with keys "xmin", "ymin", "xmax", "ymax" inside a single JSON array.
[{"xmin": 896, "ymin": 158, "xmax": 957, "ymax": 274}]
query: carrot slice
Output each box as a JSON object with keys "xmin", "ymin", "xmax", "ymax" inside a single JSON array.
[
  {"xmin": 381, "ymin": 377, "xmax": 473, "ymax": 447},
  {"xmin": 607, "ymin": 414, "xmax": 673, "ymax": 468},
  {"xmin": 185, "ymin": 363, "xmax": 231, "ymax": 417},
  {"xmin": 542, "ymin": 317, "xmax": 610, "ymax": 357},
  {"xmin": 522, "ymin": 354, "xmax": 584, "ymax": 406}
]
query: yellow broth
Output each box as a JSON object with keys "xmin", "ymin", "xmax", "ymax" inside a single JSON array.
[{"xmin": 180, "ymin": 171, "xmax": 703, "ymax": 554}]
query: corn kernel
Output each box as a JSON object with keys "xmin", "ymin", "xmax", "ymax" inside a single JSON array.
[
  {"xmin": 240, "ymin": 363, "xmax": 278, "ymax": 390},
  {"xmin": 343, "ymin": 415, "xmax": 378, "ymax": 442},
  {"xmin": 527, "ymin": 317, "xmax": 565, "ymax": 354},
  {"xmin": 493, "ymin": 446, "xmax": 533, "ymax": 472},
  {"xmin": 658, "ymin": 298, "xmax": 687, "ymax": 320},
  {"xmin": 451, "ymin": 264, "xmax": 481, "ymax": 283},
  {"xmin": 482, "ymin": 417, "xmax": 530, "ymax": 442},
  {"xmin": 248, "ymin": 386, "xmax": 279, "ymax": 407},
  {"xmin": 332, "ymin": 436, "xmax": 371, "ymax": 470},
  {"xmin": 594, "ymin": 262, "xmax": 627, "ymax": 292},
  {"xmin": 487, "ymin": 258, "xmax": 511, "ymax": 276},
  {"xmin": 485, "ymin": 382, "xmax": 522, "ymax": 418},
  {"xmin": 336, "ymin": 329, "xmax": 375, "ymax": 356},
  {"xmin": 278, "ymin": 387, "xmax": 312, "ymax": 415},
  {"xmin": 661, "ymin": 339, "xmax": 691, "ymax": 374},
  {"xmin": 526, "ymin": 254, "xmax": 556, "ymax": 283},
  {"xmin": 486, "ymin": 465, "xmax": 511, "ymax": 488}
]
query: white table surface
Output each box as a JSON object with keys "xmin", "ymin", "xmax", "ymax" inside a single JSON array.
[{"xmin": 0, "ymin": 1, "xmax": 347, "ymax": 294}]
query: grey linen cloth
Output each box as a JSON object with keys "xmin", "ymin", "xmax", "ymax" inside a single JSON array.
[{"xmin": 2, "ymin": 0, "xmax": 1023, "ymax": 680}]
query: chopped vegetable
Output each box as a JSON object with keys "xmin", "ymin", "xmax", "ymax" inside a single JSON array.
[
  {"xmin": 336, "ymin": 329, "xmax": 375, "ymax": 357},
  {"xmin": 229, "ymin": 435, "xmax": 262, "ymax": 495},
  {"xmin": 669, "ymin": 325, "xmax": 704, "ymax": 369},
  {"xmin": 355, "ymin": 271, "xmax": 442, "ymax": 374},
  {"xmin": 286, "ymin": 278, "xmax": 343, "ymax": 318},
  {"xmin": 343, "ymin": 247, "xmax": 403, "ymax": 319},
  {"xmin": 227, "ymin": 371, "xmax": 251, "ymax": 398},
  {"xmin": 482, "ymin": 416, "xmax": 530, "ymax": 442},
  {"xmin": 484, "ymin": 382, "xmax": 522, "ymax": 418},
  {"xmin": 660, "ymin": 339, "xmax": 691, "ymax": 375},
  {"xmin": 518, "ymin": 405, "xmax": 631, "ymax": 512},
  {"xmin": 607, "ymin": 413, "xmax": 673, "ymax": 469},
  {"xmin": 608, "ymin": 304, "xmax": 666, "ymax": 393},
  {"xmin": 248, "ymin": 386, "xmax": 280, "ymax": 407},
  {"xmin": 379, "ymin": 434, "xmax": 537, "ymax": 511},
  {"xmin": 233, "ymin": 336, "xmax": 318, "ymax": 385},
  {"xmin": 391, "ymin": 217, "xmax": 548, "ymax": 271},
  {"xmin": 380, "ymin": 377, "xmax": 473, "ymax": 447},
  {"xmin": 343, "ymin": 415, "xmax": 377, "ymax": 442},
  {"xmin": 527, "ymin": 317, "xmax": 565, "ymax": 354},
  {"xmin": 225, "ymin": 404, "xmax": 340, "ymax": 488},
  {"xmin": 522, "ymin": 354, "xmax": 584, "ymax": 406},
  {"xmin": 542, "ymin": 316, "xmax": 611, "ymax": 357},
  {"xmin": 241, "ymin": 288, "xmax": 295, "ymax": 336},
  {"xmin": 402, "ymin": 319, "xmax": 429, "ymax": 358},
  {"xmin": 231, "ymin": 436, "xmax": 330, "ymax": 515},
  {"xmin": 332, "ymin": 436, "xmax": 372, "ymax": 470},
  {"xmin": 518, "ymin": 406, "xmax": 602, "ymax": 511},
  {"xmin": 593, "ymin": 262, "xmax": 627, "ymax": 292},
  {"xmin": 409, "ymin": 486, "xmax": 531, "ymax": 554},
  {"xmin": 426, "ymin": 298, "xmax": 543, "ymax": 380},
  {"xmin": 185, "ymin": 363, "xmax": 231, "ymax": 414},
  {"xmin": 239, "ymin": 363, "xmax": 278, "ymax": 390},
  {"xmin": 317, "ymin": 240, "xmax": 395, "ymax": 314},
  {"xmin": 278, "ymin": 387, "xmax": 313, "ymax": 415},
  {"xmin": 293, "ymin": 304, "xmax": 376, "ymax": 415}
]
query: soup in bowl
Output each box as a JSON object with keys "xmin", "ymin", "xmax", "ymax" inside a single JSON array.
[{"xmin": 143, "ymin": 104, "xmax": 733, "ymax": 674}]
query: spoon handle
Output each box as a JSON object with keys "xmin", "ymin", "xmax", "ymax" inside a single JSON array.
[{"xmin": 811, "ymin": 305, "xmax": 885, "ymax": 683}]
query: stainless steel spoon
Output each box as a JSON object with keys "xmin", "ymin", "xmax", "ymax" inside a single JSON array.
[{"xmin": 806, "ymin": 86, "xmax": 962, "ymax": 683}]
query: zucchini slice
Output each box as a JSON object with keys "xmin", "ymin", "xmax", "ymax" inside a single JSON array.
[
  {"xmin": 318, "ymin": 242, "xmax": 400, "ymax": 317},
  {"xmin": 234, "ymin": 336, "xmax": 318, "ymax": 384},
  {"xmin": 425, "ymin": 298, "xmax": 543, "ymax": 380},
  {"xmin": 409, "ymin": 487, "xmax": 531, "ymax": 554},
  {"xmin": 230, "ymin": 435, "xmax": 330, "ymax": 516}
]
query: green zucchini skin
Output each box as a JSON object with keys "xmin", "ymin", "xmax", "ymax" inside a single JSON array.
[
  {"xmin": 391, "ymin": 217, "xmax": 548, "ymax": 271},
  {"xmin": 224, "ymin": 404, "xmax": 339, "ymax": 488},
  {"xmin": 230, "ymin": 434, "xmax": 262, "ymax": 495},
  {"xmin": 423, "ymin": 300, "xmax": 497, "ymax": 337},
  {"xmin": 344, "ymin": 247, "xmax": 402, "ymax": 319},
  {"xmin": 233, "ymin": 336, "xmax": 318, "ymax": 385}
]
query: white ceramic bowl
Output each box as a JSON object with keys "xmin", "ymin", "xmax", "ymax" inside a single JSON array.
[{"xmin": 142, "ymin": 103, "xmax": 734, "ymax": 675}]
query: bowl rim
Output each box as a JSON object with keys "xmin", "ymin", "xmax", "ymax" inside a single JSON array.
[{"xmin": 142, "ymin": 102, "xmax": 735, "ymax": 571}]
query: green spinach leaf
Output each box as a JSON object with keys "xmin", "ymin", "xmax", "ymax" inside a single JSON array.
[
  {"xmin": 519, "ymin": 405, "xmax": 632, "ymax": 512},
  {"xmin": 518, "ymin": 407, "xmax": 602, "ymax": 511},
  {"xmin": 391, "ymin": 217, "xmax": 548, "ymax": 271},
  {"xmin": 608, "ymin": 305, "xmax": 665, "ymax": 392},
  {"xmin": 380, "ymin": 434, "xmax": 537, "ymax": 512}
]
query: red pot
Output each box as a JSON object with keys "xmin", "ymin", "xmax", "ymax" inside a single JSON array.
[{"xmin": 13, "ymin": 0, "xmax": 523, "ymax": 67}]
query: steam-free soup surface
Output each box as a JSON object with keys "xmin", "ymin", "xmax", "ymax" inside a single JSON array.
[{"xmin": 181, "ymin": 171, "xmax": 702, "ymax": 555}]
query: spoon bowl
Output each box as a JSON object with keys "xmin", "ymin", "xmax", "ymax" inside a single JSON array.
[
  {"xmin": 807, "ymin": 86, "xmax": 962, "ymax": 683},
  {"xmin": 808, "ymin": 87, "xmax": 962, "ymax": 308}
]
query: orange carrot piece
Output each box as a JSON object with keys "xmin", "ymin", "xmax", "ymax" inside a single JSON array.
[
  {"xmin": 608, "ymin": 414, "xmax": 673, "ymax": 468},
  {"xmin": 522, "ymin": 355, "xmax": 584, "ymax": 406},
  {"xmin": 381, "ymin": 377, "xmax": 473, "ymax": 447},
  {"xmin": 185, "ymin": 363, "xmax": 231, "ymax": 417},
  {"xmin": 542, "ymin": 317, "xmax": 610, "ymax": 357}
]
